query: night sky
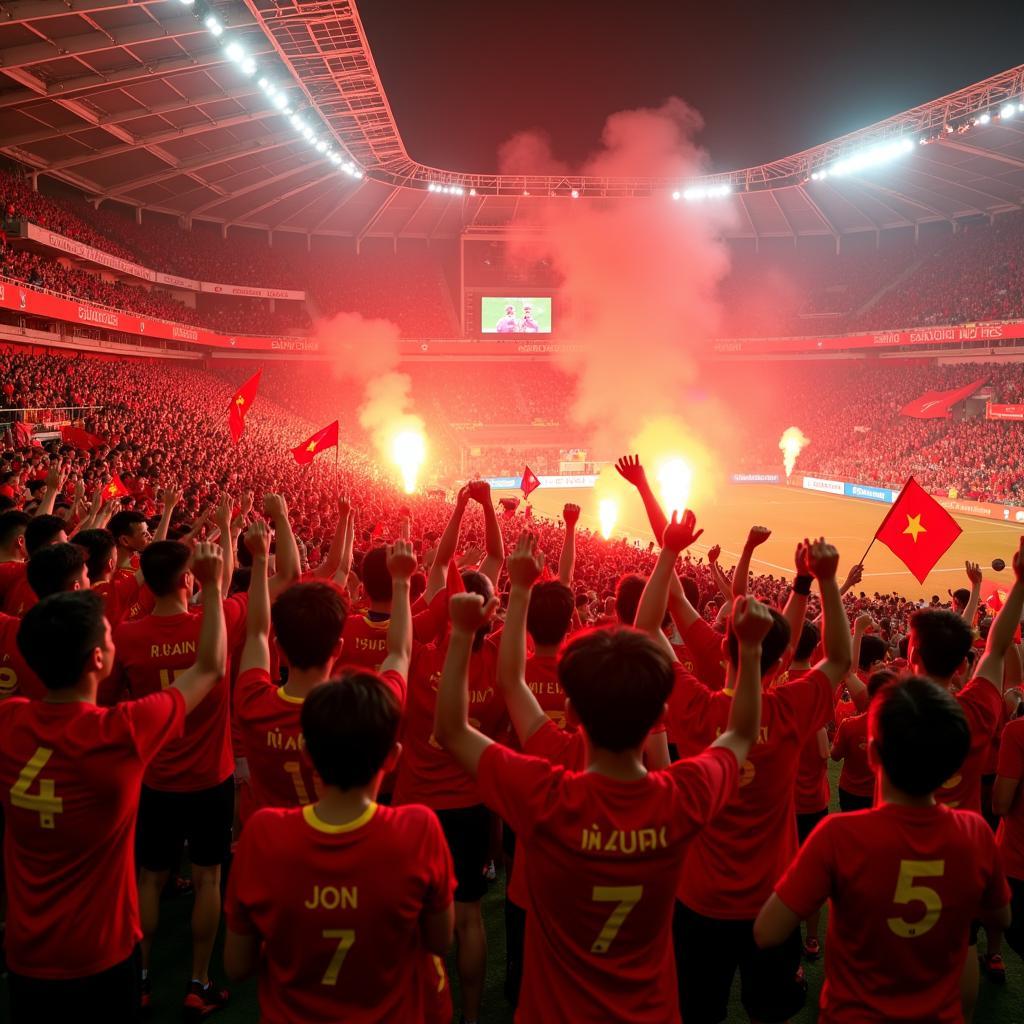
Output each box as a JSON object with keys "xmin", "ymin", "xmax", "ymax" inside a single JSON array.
[{"xmin": 360, "ymin": 0, "xmax": 1024, "ymax": 173}]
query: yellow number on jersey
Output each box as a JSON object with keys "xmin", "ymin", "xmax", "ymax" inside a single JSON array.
[
  {"xmin": 0, "ymin": 665, "xmax": 17, "ymax": 699},
  {"xmin": 887, "ymin": 859, "xmax": 945, "ymax": 938},
  {"xmin": 10, "ymin": 747, "xmax": 63, "ymax": 829},
  {"xmin": 284, "ymin": 760, "xmax": 312, "ymax": 804},
  {"xmin": 590, "ymin": 885, "xmax": 643, "ymax": 954},
  {"xmin": 320, "ymin": 929, "xmax": 356, "ymax": 985},
  {"xmin": 158, "ymin": 668, "xmax": 184, "ymax": 690}
]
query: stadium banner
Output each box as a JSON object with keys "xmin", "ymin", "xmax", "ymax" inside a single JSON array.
[
  {"xmin": 23, "ymin": 224, "xmax": 304, "ymax": 300},
  {"xmin": 731, "ymin": 473, "xmax": 781, "ymax": 484},
  {"xmin": 0, "ymin": 280, "xmax": 321, "ymax": 353},
  {"xmin": 484, "ymin": 475, "xmax": 597, "ymax": 490},
  {"xmin": 844, "ymin": 482, "xmax": 896, "ymax": 504},
  {"xmin": 713, "ymin": 321, "xmax": 1024, "ymax": 355},
  {"xmin": 802, "ymin": 476, "xmax": 844, "ymax": 495},
  {"xmin": 900, "ymin": 378, "xmax": 985, "ymax": 418},
  {"xmin": 987, "ymin": 402, "xmax": 1024, "ymax": 421}
]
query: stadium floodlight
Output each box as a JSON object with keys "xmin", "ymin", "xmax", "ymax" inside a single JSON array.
[
  {"xmin": 571, "ymin": 189, "xmax": 580, "ymax": 199},
  {"xmin": 671, "ymin": 190, "xmax": 681, "ymax": 200},
  {"xmin": 469, "ymin": 188, "xmax": 477, "ymax": 196},
  {"xmin": 682, "ymin": 183, "xmax": 731, "ymax": 201},
  {"xmin": 290, "ymin": 114, "xmax": 304, "ymax": 130},
  {"xmin": 204, "ymin": 15, "xmax": 223, "ymax": 36},
  {"xmin": 272, "ymin": 93, "xmax": 288, "ymax": 110},
  {"xmin": 1002, "ymin": 105, "xmax": 1016, "ymax": 119},
  {"xmin": 315, "ymin": 141, "xmax": 328, "ymax": 153},
  {"xmin": 258, "ymin": 78, "xmax": 269, "ymax": 90},
  {"xmin": 224, "ymin": 41, "xmax": 245, "ymax": 64},
  {"xmin": 354, "ymin": 170, "xmax": 364, "ymax": 179},
  {"xmin": 240, "ymin": 57, "xmax": 257, "ymax": 76},
  {"xmin": 177, "ymin": 0, "xmax": 195, "ymax": 5},
  {"xmin": 813, "ymin": 137, "xmax": 913, "ymax": 180},
  {"xmin": 977, "ymin": 112, "xmax": 991, "ymax": 125}
]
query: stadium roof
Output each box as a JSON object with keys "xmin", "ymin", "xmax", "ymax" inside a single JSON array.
[{"xmin": 2, "ymin": 0, "xmax": 1024, "ymax": 241}]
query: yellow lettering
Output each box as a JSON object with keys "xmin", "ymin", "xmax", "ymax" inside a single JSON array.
[
  {"xmin": 887, "ymin": 860, "xmax": 944, "ymax": 938},
  {"xmin": 320, "ymin": 929, "xmax": 355, "ymax": 986},
  {"xmin": 582, "ymin": 823, "xmax": 602, "ymax": 851},
  {"xmin": 590, "ymin": 885, "xmax": 643, "ymax": 954},
  {"xmin": 10, "ymin": 747, "xmax": 63, "ymax": 829}
]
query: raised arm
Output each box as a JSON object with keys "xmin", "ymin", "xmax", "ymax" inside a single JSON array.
[
  {"xmin": 733, "ymin": 526, "xmax": 771, "ymax": 598},
  {"xmin": 712, "ymin": 596, "xmax": 771, "ymax": 764},
  {"xmin": 312, "ymin": 496, "xmax": 350, "ymax": 580},
  {"xmin": 214, "ymin": 491, "xmax": 234, "ymax": 592},
  {"xmin": 975, "ymin": 536, "xmax": 1024, "ymax": 693},
  {"xmin": 264, "ymin": 493, "xmax": 300, "ymax": 600},
  {"xmin": 471, "ymin": 481, "xmax": 504, "ymax": 586},
  {"xmin": 170, "ymin": 542, "xmax": 227, "ymax": 712},
  {"xmin": 434, "ymin": 593, "xmax": 500, "ymax": 775},
  {"xmin": 781, "ymin": 541, "xmax": 812, "ymax": 661},
  {"xmin": 499, "ymin": 532, "xmax": 549, "ymax": 744},
  {"xmin": 962, "ymin": 561, "xmax": 983, "ymax": 625},
  {"xmin": 615, "ymin": 454, "xmax": 668, "ymax": 543},
  {"xmin": 35, "ymin": 461, "xmax": 62, "ymax": 517},
  {"xmin": 636, "ymin": 510, "xmax": 704, "ymax": 637},
  {"xmin": 425, "ymin": 486, "xmax": 469, "ymax": 602},
  {"xmin": 707, "ymin": 545, "xmax": 734, "ymax": 603},
  {"xmin": 238, "ymin": 521, "xmax": 271, "ymax": 676},
  {"xmin": 558, "ymin": 503, "xmax": 579, "ymax": 587},
  {"xmin": 809, "ymin": 538, "xmax": 853, "ymax": 685},
  {"xmin": 381, "ymin": 538, "xmax": 416, "ymax": 679},
  {"xmin": 154, "ymin": 486, "xmax": 181, "ymax": 543}
]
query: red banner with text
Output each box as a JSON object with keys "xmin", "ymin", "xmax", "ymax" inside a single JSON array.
[{"xmin": 987, "ymin": 403, "xmax": 1024, "ymax": 421}]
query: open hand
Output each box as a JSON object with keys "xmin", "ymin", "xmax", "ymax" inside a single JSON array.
[
  {"xmin": 508, "ymin": 532, "xmax": 545, "ymax": 588},
  {"xmin": 662, "ymin": 509, "xmax": 704, "ymax": 554},
  {"xmin": 965, "ymin": 561, "xmax": 983, "ymax": 587},
  {"xmin": 615, "ymin": 454, "xmax": 647, "ymax": 488}
]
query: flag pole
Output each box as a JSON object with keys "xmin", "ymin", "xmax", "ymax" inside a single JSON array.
[{"xmin": 857, "ymin": 536, "xmax": 876, "ymax": 567}]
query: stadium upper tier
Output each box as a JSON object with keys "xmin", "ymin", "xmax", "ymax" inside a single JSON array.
[{"xmin": 0, "ymin": 2, "xmax": 1022, "ymax": 239}]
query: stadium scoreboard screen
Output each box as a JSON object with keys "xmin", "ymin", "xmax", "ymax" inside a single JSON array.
[{"xmin": 480, "ymin": 296, "xmax": 552, "ymax": 334}]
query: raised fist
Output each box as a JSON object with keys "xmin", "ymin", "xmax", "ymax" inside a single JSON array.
[
  {"xmin": 449, "ymin": 592, "xmax": 499, "ymax": 634},
  {"xmin": 508, "ymin": 532, "xmax": 545, "ymax": 588}
]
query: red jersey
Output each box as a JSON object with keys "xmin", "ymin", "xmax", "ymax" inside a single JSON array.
[
  {"xmin": 3, "ymin": 570, "xmax": 36, "ymax": 617},
  {"xmin": 775, "ymin": 803, "xmax": 1010, "ymax": 1023},
  {"xmin": 524, "ymin": 653, "xmax": 566, "ymax": 728},
  {"xmin": 0, "ymin": 611, "xmax": 43, "ymax": 700},
  {"xmin": 996, "ymin": 717, "xmax": 1024, "ymax": 879},
  {"xmin": 936, "ymin": 676, "xmax": 1003, "ymax": 812},
  {"xmin": 0, "ymin": 690, "xmax": 185, "ymax": 978},
  {"xmin": 224, "ymin": 802, "xmax": 455, "ymax": 1024},
  {"xmin": 392, "ymin": 637, "xmax": 507, "ymax": 810},
  {"xmin": 832, "ymin": 712, "xmax": 873, "ymax": 798},
  {"xmin": 0, "ymin": 560, "xmax": 26, "ymax": 604},
  {"xmin": 92, "ymin": 575, "xmax": 145, "ymax": 628},
  {"xmin": 668, "ymin": 666, "xmax": 833, "ymax": 918},
  {"xmin": 112, "ymin": 595, "xmax": 247, "ymax": 791},
  {"xmin": 339, "ymin": 613, "xmax": 390, "ymax": 671},
  {"xmin": 234, "ymin": 667, "xmax": 406, "ymax": 815},
  {"xmin": 780, "ymin": 668, "xmax": 831, "ymax": 814},
  {"xmin": 477, "ymin": 741, "xmax": 738, "ymax": 1024}
]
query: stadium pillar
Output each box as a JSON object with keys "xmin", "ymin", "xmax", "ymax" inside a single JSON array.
[
  {"xmin": 221, "ymin": 223, "xmax": 228, "ymax": 240},
  {"xmin": 29, "ymin": 171, "xmax": 37, "ymax": 192},
  {"xmin": 135, "ymin": 207, "xmax": 143, "ymax": 225}
]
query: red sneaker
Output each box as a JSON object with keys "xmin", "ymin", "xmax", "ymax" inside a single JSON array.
[
  {"xmin": 981, "ymin": 953, "xmax": 1007, "ymax": 985},
  {"xmin": 183, "ymin": 980, "xmax": 229, "ymax": 1020},
  {"xmin": 803, "ymin": 938, "xmax": 821, "ymax": 962}
]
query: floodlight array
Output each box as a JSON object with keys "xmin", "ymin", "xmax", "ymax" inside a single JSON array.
[
  {"xmin": 168, "ymin": 1, "xmax": 363, "ymax": 180},
  {"xmin": 671, "ymin": 183, "xmax": 732, "ymax": 202}
]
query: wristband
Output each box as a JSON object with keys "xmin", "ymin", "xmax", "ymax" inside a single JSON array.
[{"xmin": 793, "ymin": 575, "xmax": 813, "ymax": 596}]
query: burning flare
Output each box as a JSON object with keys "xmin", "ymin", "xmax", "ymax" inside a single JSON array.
[
  {"xmin": 779, "ymin": 427, "xmax": 810, "ymax": 478},
  {"xmin": 598, "ymin": 499, "xmax": 618, "ymax": 540},
  {"xmin": 391, "ymin": 428, "xmax": 426, "ymax": 494},
  {"xmin": 656, "ymin": 457, "xmax": 693, "ymax": 517}
]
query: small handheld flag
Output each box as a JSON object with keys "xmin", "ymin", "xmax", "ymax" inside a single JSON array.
[
  {"xmin": 873, "ymin": 477, "xmax": 962, "ymax": 584},
  {"xmin": 291, "ymin": 420, "xmax": 339, "ymax": 465},
  {"xmin": 228, "ymin": 369, "xmax": 262, "ymax": 444},
  {"xmin": 521, "ymin": 465, "xmax": 540, "ymax": 499},
  {"xmin": 103, "ymin": 474, "xmax": 130, "ymax": 502}
]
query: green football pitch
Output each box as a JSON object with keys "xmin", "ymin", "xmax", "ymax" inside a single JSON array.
[{"xmin": 4, "ymin": 757, "xmax": 1021, "ymax": 1023}]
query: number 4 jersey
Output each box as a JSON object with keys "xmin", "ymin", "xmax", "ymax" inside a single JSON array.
[
  {"xmin": 0, "ymin": 691, "xmax": 186, "ymax": 978},
  {"xmin": 774, "ymin": 802, "xmax": 1010, "ymax": 1022}
]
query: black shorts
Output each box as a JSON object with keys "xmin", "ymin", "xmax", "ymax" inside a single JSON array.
[
  {"xmin": 137, "ymin": 776, "xmax": 234, "ymax": 872},
  {"xmin": 796, "ymin": 807, "xmax": 828, "ymax": 846},
  {"xmin": 435, "ymin": 803, "xmax": 490, "ymax": 903},
  {"xmin": 673, "ymin": 901, "xmax": 806, "ymax": 1024},
  {"xmin": 9, "ymin": 945, "xmax": 141, "ymax": 1024},
  {"xmin": 1005, "ymin": 876, "xmax": 1024, "ymax": 958},
  {"xmin": 838, "ymin": 788, "xmax": 873, "ymax": 813}
]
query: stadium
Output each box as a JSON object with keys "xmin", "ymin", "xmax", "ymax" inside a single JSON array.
[{"xmin": 1, "ymin": 1, "xmax": 1024, "ymax": 1022}]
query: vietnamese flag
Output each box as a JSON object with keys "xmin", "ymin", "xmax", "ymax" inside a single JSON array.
[
  {"xmin": 521, "ymin": 465, "xmax": 540, "ymax": 499},
  {"xmin": 103, "ymin": 474, "xmax": 130, "ymax": 502},
  {"xmin": 292, "ymin": 420, "xmax": 339, "ymax": 465},
  {"xmin": 228, "ymin": 369, "xmax": 262, "ymax": 444},
  {"xmin": 61, "ymin": 425, "xmax": 106, "ymax": 450},
  {"xmin": 874, "ymin": 477, "xmax": 962, "ymax": 584}
]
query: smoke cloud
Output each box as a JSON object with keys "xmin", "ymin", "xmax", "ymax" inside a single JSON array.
[
  {"xmin": 500, "ymin": 98, "xmax": 736, "ymax": 512},
  {"xmin": 308, "ymin": 311, "xmax": 426, "ymax": 475}
]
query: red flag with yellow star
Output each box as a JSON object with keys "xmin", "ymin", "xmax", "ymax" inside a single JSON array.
[
  {"xmin": 874, "ymin": 476, "xmax": 962, "ymax": 583},
  {"xmin": 228, "ymin": 369, "xmax": 262, "ymax": 444},
  {"xmin": 291, "ymin": 420, "xmax": 339, "ymax": 465},
  {"xmin": 103, "ymin": 474, "xmax": 130, "ymax": 502}
]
